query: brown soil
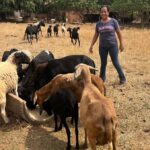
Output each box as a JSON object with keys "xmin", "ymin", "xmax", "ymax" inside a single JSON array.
[{"xmin": 0, "ymin": 23, "xmax": 149, "ymax": 150}]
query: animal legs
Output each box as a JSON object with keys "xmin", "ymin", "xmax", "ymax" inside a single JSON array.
[
  {"xmin": 1, "ymin": 102, "xmax": 9, "ymax": 123},
  {"xmin": 112, "ymin": 129, "xmax": 117, "ymax": 150},
  {"xmin": 78, "ymin": 38, "xmax": 80, "ymax": 46},
  {"xmin": 24, "ymin": 32, "xmax": 26, "ymax": 40},
  {"xmin": 71, "ymin": 39, "xmax": 74, "ymax": 45},
  {"xmin": 83, "ymin": 128, "xmax": 88, "ymax": 148},
  {"xmin": 40, "ymin": 30, "xmax": 43, "ymax": 37},
  {"xmin": 58, "ymin": 120, "xmax": 63, "ymax": 130},
  {"xmin": 87, "ymin": 129, "xmax": 97, "ymax": 150},
  {"xmin": 27, "ymin": 34, "xmax": 30, "ymax": 43},
  {"xmin": 74, "ymin": 103, "xmax": 79, "ymax": 149},
  {"xmin": 75, "ymin": 39, "xmax": 77, "ymax": 45},
  {"xmin": 54, "ymin": 115, "xmax": 58, "ymax": 131},
  {"xmin": 62, "ymin": 118, "xmax": 71, "ymax": 150},
  {"xmin": 15, "ymin": 85, "xmax": 18, "ymax": 96},
  {"xmin": 35, "ymin": 34, "xmax": 38, "ymax": 42},
  {"xmin": 30, "ymin": 35, "xmax": 33, "ymax": 44},
  {"xmin": 108, "ymin": 142, "xmax": 113, "ymax": 150},
  {"xmin": 27, "ymin": 34, "xmax": 32, "ymax": 44}
]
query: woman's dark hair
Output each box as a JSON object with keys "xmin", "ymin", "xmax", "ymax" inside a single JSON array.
[{"xmin": 100, "ymin": 5, "xmax": 110, "ymax": 12}]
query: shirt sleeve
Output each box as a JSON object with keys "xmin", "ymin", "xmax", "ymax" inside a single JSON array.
[{"xmin": 113, "ymin": 19, "xmax": 120, "ymax": 31}]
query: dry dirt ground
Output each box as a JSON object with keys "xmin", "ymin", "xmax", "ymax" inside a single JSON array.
[{"xmin": 0, "ymin": 23, "xmax": 149, "ymax": 150}]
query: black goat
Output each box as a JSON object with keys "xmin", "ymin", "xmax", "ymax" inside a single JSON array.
[
  {"xmin": 53, "ymin": 24, "xmax": 59, "ymax": 36},
  {"xmin": 67, "ymin": 27, "xmax": 80, "ymax": 46},
  {"xmin": 18, "ymin": 50, "xmax": 54, "ymax": 109},
  {"xmin": 41, "ymin": 88, "xmax": 79, "ymax": 150},
  {"xmin": 47, "ymin": 25, "xmax": 52, "ymax": 37},
  {"xmin": 19, "ymin": 55, "xmax": 95, "ymax": 109},
  {"xmin": 1, "ymin": 48, "xmax": 18, "ymax": 61},
  {"xmin": 32, "ymin": 55, "xmax": 95, "ymax": 90},
  {"xmin": 24, "ymin": 20, "xmax": 45, "ymax": 44},
  {"xmin": 67, "ymin": 27, "xmax": 72, "ymax": 38}
]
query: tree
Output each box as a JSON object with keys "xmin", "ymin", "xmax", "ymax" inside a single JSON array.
[
  {"xmin": 111, "ymin": 0, "xmax": 150, "ymax": 24},
  {"xmin": 0, "ymin": 0, "xmax": 149, "ymax": 24},
  {"xmin": 0, "ymin": 0, "xmax": 15, "ymax": 13}
]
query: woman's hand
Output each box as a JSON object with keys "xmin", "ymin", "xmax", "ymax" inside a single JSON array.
[
  {"xmin": 89, "ymin": 46, "xmax": 93, "ymax": 53},
  {"xmin": 116, "ymin": 29, "xmax": 124, "ymax": 52},
  {"xmin": 119, "ymin": 44, "xmax": 124, "ymax": 52}
]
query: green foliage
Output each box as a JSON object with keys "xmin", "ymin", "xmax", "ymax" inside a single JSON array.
[
  {"xmin": 0, "ymin": 0, "xmax": 149, "ymax": 14},
  {"xmin": 0, "ymin": 0, "xmax": 15, "ymax": 13},
  {"xmin": 22, "ymin": 1, "xmax": 36, "ymax": 12},
  {"xmin": 111, "ymin": 0, "xmax": 150, "ymax": 12},
  {"xmin": 46, "ymin": 0, "xmax": 101, "ymax": 11}
]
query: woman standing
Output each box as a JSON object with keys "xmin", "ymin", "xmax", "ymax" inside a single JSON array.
[{"xmin": 89, "ymin": 6, "xmax": 126, "ymax": 84}]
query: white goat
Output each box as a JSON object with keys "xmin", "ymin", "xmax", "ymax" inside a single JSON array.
[
  {"xmin": 0, "ymin": 51, "xmax": 30, "ymax": 123},
  {"xmin": 74, "ymin": 64, "xmax": 117, "ymax": 150},
  {"xmin": 61, "ymin": 23, "xmax": 66, "ymax": 36}
]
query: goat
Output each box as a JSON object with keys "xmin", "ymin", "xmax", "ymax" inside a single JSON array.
[
  {"xmin": 33, "ymin": 70, "xmax": 106, "ymax": 150},
  {"xmin": 67, "ymin": 27, "xmax": 72, "ymax": 38},
  {"xmin": 67, "ymin": 27, "xmax": 80, "ymax": 46},
  {"xmin": 1, "ymin": 48, "xmax": 18, "ymax": 61},
  {"xmin": 33, "ymin": 21, "xmax": 45, "ymax": 36},
  {"xmin": 41, "ymin": 88, "xmax": 79, "ymax": 150},
  {"xmin": 47, "ymin": 25, "xmax": 52, "ymax": 37},
  {"xmin": 24, "ymin": 20, "xmax": 45, "ymax": 44},
  {"xmin": 53, "ymin": 24, "xmax": 59, "ymax": 36},
  {"xmin": 32, "ymin": 55, "xmax": 95, "ymax": 90},
  {"xmin": 20, "ymin": 55, "xmax": 96, "ymax": 108},
  {"xmin": 1, "ymin": 48, "xmax": 32, "ymax": 82},
  {"xmin": 0, "ymin": 51, "xmax": 30, "ymax": 123},
  {"xmin": 18, "ymin": 50, "xmax": 54, "ymax": 109},
  {"xmin": 61, "ymin": 23, "xmax": 66, "ymax": 36},
  {"xmin": 74, "ymin": 64, "xmax": 117, "ymax": 150},
  {"xmin": 33, "ymin": 72, "xmax": 106, "ymax": 108}
]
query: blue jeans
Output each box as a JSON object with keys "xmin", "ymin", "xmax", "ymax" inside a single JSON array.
[{"xmin": 99, "ymin": 46, "xmax": 126, "ymax": 82}]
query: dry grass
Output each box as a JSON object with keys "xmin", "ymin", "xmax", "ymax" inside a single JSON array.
[{"xmin": 0, "ymin": 23, "xmax": 150, "ymax": 150}]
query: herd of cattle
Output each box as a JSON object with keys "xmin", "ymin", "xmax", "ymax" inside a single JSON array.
[
  {"xmin": 24, "ymin": 20, "xmax": 80, "ymax": 46},
  {"xmin": 0, "ymin": 49, "xmax": 117, "ymax": 150}
]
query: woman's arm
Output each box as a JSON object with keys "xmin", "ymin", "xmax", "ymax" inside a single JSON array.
[
  {"xmin": 116, "ymin": 29, "xmax": 124, "ymax": 52},
  {"xmin": 89, "ymin": 29, "xmax": 99, "ymax": 53}
]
